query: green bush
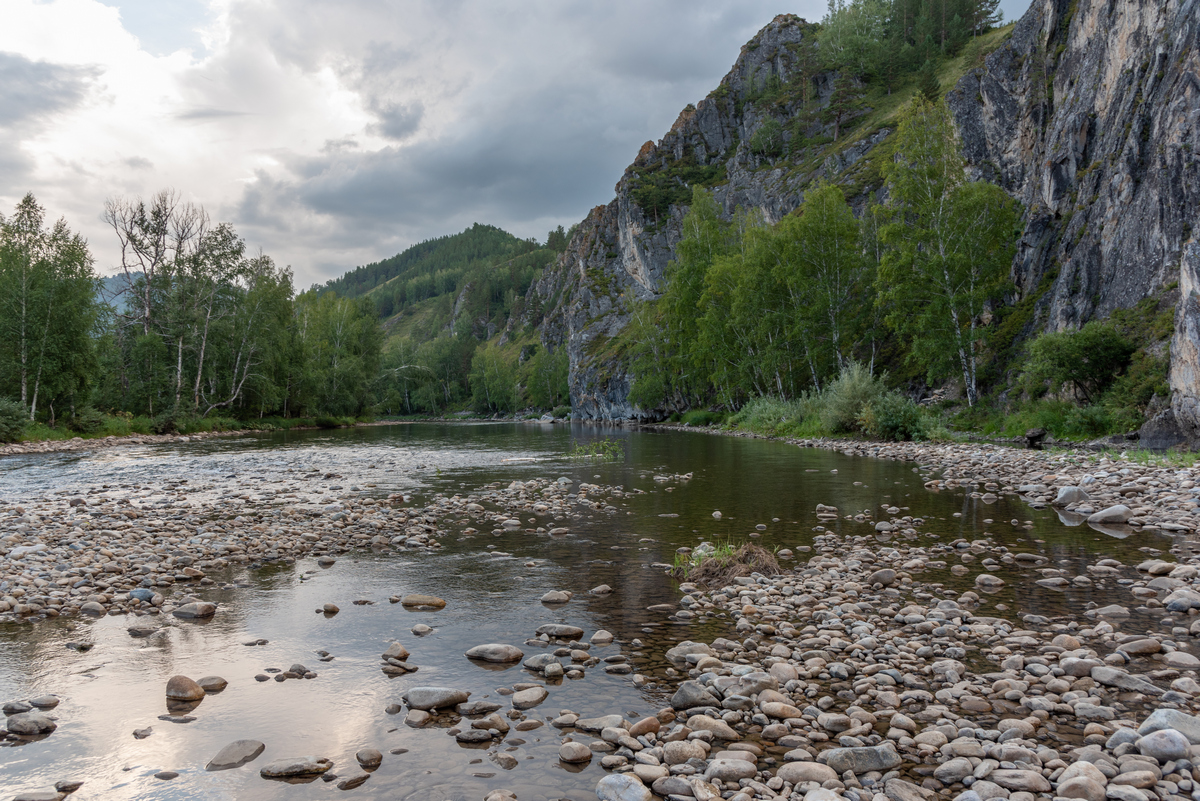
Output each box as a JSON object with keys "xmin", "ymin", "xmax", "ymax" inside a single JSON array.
[
  {"xmin": 315, "ymin": 416, "xmax": 347, "ymax": 429},
  {"xmin": 749, "ymin": 118, "xmax": 784, "ymax": 158},
  {"xmin": 682, "ymin": 410, "xmax": 725, "ymax": 426},
  {"xmin": 1023, "ymin": 321, "xmax": 1135, "ymax": 403},
  {"xmin": 551, "ymin": 405, "xmax": 572, "ymax": 419},
  {"xmin": 727, "ymin": 395, "xmax": 824, "ymax": 437},
  {"xmin": 150, "ymin": 411, "xmax": 179, "ymax": 435},
  {"xmin": 0, "ymin": 398, "xmax": 27, "ymax": 443},
  {"xmin": 819, "ymin": 362, "xmax": 888, "ymax": 433},
  {"xmin": 858, "ymin": 393, "xmax": 923, "ymax": 441},
  {"xmin": 68, "ymin": 406, "xmax": 105, "ymax": 435}
]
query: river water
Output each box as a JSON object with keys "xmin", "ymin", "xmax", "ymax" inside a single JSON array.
[{"xmin": 0, "ymin": 423, "xmax": 1180, "ymax": 800}]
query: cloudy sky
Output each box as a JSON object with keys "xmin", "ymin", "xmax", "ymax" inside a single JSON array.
[{"xmin": 2, "ymin": 0, "xmax": 1032, "ymax": 288}]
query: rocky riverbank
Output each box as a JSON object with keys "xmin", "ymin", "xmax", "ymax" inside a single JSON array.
[
  {"xmin": 0, "ymin": 472, "xmax": 627, "ymax": 622},
  {"xmin": 0, "ymin": 428, "xmax": 247, "ymax": 458},
  {"xmin": 7, "ymin": 433, "xmax": 1200, "ymax": 801}
]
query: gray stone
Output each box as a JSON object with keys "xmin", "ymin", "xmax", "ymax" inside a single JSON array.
[
  {"xmin": 1138, "ymin": 708, "xmax": 1200, "ymax": 743},
  {"xmin": 704, "ymin": 758, "xmax": 757, "ymax": 782},
  {"xmin": 776, "ymin": 761, "xmax": 839, "ymax": 784},
  {"xmin": 536, "ymin": 623, "xmax": 583, "ymax": 638},
  {"xmin": 511, "ymin": 686, "xmax": 548, "ymax": 709},
  {"xmin": 403, "ymin": 687, "xmax": 470, "ymax": 710},
  {"xmin": 1090, "ymin": 666, "xmax": 1164, "ymax": 696},
  {"xmin": 259, "ymin": 756, "xmax": 333, "ymax": 778},
  {"xmin": 172, "ymin": 601, "xmax": 216, "ymax": 618},
  {"xmin": 1088, "ymin": 505, "xmax": 1134, "ymax": 524},
  {"xmin": 822, "ymin": 743, "xmax": 903, "ymax": 774},
  {"xmin": 6, "ymin": 712, "xmax": 56, "ymax": 735},
  {"xmin": 559, "ymin": 741, "xmax": 592, "ymax": 762},
  {"xmin": 595, "ymin": 773, "xmax": 652, "ymax": 801},
  {"xmin": 465, "ymin": 644, "xmax": 524, "ymax": 663},
  {"xmin": 1053, "ymin": 486, "xmax": 1090, "ymax": 506},
  {"xmin": 934, "ymin": 757, "xmax": 975, "ymax": 784},
  {"xmin": 670, "ymin": 680, "xmax": 720, "ymax": 710},
  {"xmin": 1136, "ymin": 728, "xmax": 1189, "ymax": 761},
  {"xmin": 206, "ymin": 739, "xmax": 266, "ymax": 771},
  {"xmin": 989, "ymin": 770, "xmax": 1051, "ymax": 793}
]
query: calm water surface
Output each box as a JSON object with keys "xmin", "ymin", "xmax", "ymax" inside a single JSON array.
[{"xmin": 0, "ymin": 423, "xmax": 1181, "ymax": 800}]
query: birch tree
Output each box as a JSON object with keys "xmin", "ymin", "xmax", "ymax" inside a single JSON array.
[
  {"xmin": 876, "ymin": 96, "xmax": 1020, "ymax": 405},
  {"xmin": 0, "ymin": 194, "xmax": 99, "ymax": 420}
]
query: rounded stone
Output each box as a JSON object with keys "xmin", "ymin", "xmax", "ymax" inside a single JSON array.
[
  {"xmin": 401, "ymin": 594, "xmax": 446, "ymax": 608},
  {"xmin": 777, "ymin": 761, "xmax": 838, "ymax": 784},
  {"xmin": 559, "ymin": 741, "xmax": 592, "ymax": 763},
  {"xmin": 165, "ymin": 675, "xmax": 205, "ymax": 702},
  {"xmin": 465, "ymin": 644, "xmax": 524, "ymax": 663},
  {"xmin": 1136, "ymin": 728, "xmax": 1190, "ymax": 761}
]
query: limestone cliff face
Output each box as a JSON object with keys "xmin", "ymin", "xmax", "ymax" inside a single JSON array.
[
  {"xmin": 948, "ymin": 0, "xmax": 1200, "ymax": 441},
  {"xmin": 533, "ymin": 1, "xmax": 1200, "ymax": 427},
  {"xmin": 527, "ymin": 15, "xmax": 847, "ymax": 420}
]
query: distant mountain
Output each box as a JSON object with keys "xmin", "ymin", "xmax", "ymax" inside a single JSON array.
[
  {"xmin": 319, "ymin": 222, "xmax": 560, "ymax": 342},
  {"xmin": 98, "ymin": 272, "xmax": 138, "ymax": 314}
]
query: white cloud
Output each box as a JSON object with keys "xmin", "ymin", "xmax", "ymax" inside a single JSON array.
[{"xmin": 1, "ymin": 0, "xmax": 1032, "ymax": 287}]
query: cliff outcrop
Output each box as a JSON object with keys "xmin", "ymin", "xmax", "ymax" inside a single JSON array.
[{"xmin": 530, "ymin": 1, "xmax": 1200, "ymax": 432}]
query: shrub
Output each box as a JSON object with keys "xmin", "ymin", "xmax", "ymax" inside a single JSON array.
[
  {"xmin": 749, "ymin": 118, "xmax": 784, "ymax": 158},
  {"xmin": 69, "ymin": 406, "xmax": 105, "ymax": 435},
  {"xmin": 1023, "ymin": 321, "xmax": 1135, "ymax": 403},
  {"xmin": 551, "ymin": 405, "xmax": 572, "ymax": 419},
  {"xmin": 858, "ymin": 393, "xmax": 923, "ymax": 441},
  {"xmin": 728, "ymin": 395, "xmax": 823, "ymax": 437},
  {"xmin": 315, "ymin": 416, "xmax": 346, "ymax": 429},
  {"xmin": 819, "ymin": 362, "xmax": 888, "ymax": 433},
  {"xmin": 150, "ymin": 411, "xmax": 179, "ymax": 435},
  {"xmin": 682, "ymin": 410, "xmax": 725, "ymax": 426},
  {"xmin": 0, "ymin": 398, "xmax": 26, "ymax": 443}
]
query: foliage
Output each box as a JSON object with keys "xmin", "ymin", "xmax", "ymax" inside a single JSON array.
[
  {"xmin": 0, "ymin": 398, "xmax": 26, "ymax": 443},
  {"xmin": 551, "ymin": 405, "xmax": 572, "ymax": 419},
  {"xmin": 749, "ymin": 118, "xmax": 785, "ymax": 158},
  {"xmin": 858, "ymin": 392, "xmax": 923, "ymax": 440},
  {"xmin": 819, "ymin": 361, "xmax": 889, "ymax": 433},
  {"xmin": 629, "ymin": 151, "xmax": 727, "ymax": 225},
  {"xmin": 568, "ymin": 437, "xmax": 625, "ymax": 460},
  {"xmin": 0, "ymin": 194, "xmax": 100, "ymax": 423},
  {"xmin": 521, "ymin": 345, "xmax": 569, "ymax": 410},
  {"xmin": 672, "ymin": 542, "xmax": 781, "ymax": 586},
  {"xmin": 68, "ymin": 406, "xmax": 105, "ymax": 434},
  {"xmin": 1022, "ymin": 321, "xmax": 1135, "ymax": 403},
  {"xmin": 876, "ymin": 96, "xmax": 1021, "ymax": 406},
  {"xmin": 469, "ymin": 340, "xmax": 519, "ymax": 414},
  {"xmin": 681, "ymin": 410, "xmax": 725, "ymax": 426}
]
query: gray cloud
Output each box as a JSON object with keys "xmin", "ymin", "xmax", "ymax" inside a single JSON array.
[
  {"xmin": 0, "ymin": 52, "xmax": 95, "ymax": 128},
  {"xmin": 212, "ymin": 1, "xmax": 816, "ymax": 282},
  {"xmin": 175, "ymin": 107, "xmax": 250, "ymax": 120},
  {"xmin": 0, "ymin": 52, "xmax": 96, "ymax": 187}
]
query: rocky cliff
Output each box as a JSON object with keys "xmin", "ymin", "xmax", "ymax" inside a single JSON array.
[{"xmin": 529, "ymin": 1, "xmax": 1200, "ymax": 431}]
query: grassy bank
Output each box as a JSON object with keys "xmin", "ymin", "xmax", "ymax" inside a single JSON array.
[{"xmin": 5, "ymin": 411, "xmax": 369, "ymax": 444}]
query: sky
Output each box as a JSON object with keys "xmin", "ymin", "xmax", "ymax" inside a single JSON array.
[{"xmin": 1, "ymin": 0, "xmax": 1032, "ymax": 289}]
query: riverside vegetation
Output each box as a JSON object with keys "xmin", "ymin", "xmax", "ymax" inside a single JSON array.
[{"xmin": 3, "ymin": 1, "xmax": 1154, "ymax": 449}]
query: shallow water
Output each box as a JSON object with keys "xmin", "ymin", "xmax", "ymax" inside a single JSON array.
[{"xmin": 0, "ymin": 423, "xmax": 1183, "ymax": 799}]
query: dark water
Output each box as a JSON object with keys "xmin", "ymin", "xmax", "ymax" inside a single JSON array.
[{"xmin": 0, "ymin": 423, "xmax": 1180, "ymax": 800}]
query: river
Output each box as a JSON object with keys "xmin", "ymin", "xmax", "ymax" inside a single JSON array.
[{"xmin": 0, "ymin": 423, "xmax": 1180, "ymax": 800}]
